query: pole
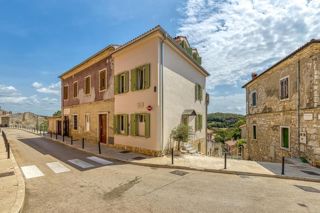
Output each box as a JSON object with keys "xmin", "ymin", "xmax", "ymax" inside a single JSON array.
[
  {"xmin": 70, "ymin": 136, "xmax": 73, "ymax": 145},
  {"xmin": 82, "ymin": 138, "xmax": 84, "ymax": 149},
  {"xmin": 7, "ymin": 143, "xmax": 10, "ymax": 159},
  {"xmin": 171, "ymin": 148, "xmax": 174, "ymax": 164},
  {"xmin": 224, "ymin": 152, "xmax": 227, "ymax": 169},
  {"xmin": 281, "ymin": 157, "xmax": 285, "ymax": 175},
  {"xmin": 98, "ymin": 142, "xmax": 101, "ymax": 154}
]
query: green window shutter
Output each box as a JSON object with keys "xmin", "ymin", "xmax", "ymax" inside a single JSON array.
[
  {"xmin": 198, "ymin": 85, "xmax": 203, "ymax": 101},
  {"xmin": 195, "ymin": 115, "xmax": 198, "ymax": 131},
  {"xmin": 144, "ymin": 64, "xmax": 150, "ymax": 89},
  {"xmin": 124, "ymin": 114, "xmax": 129, "ymax": 135},
  {"xmin": 113, "ymin": 115, "xmax": 118, "ymax": 134},
  {"xmin": 124, "ymin": 72, "xmax": 129, "ymax": 93},
  {"xmin": 195, "ymin": 84, "xmax": 198, "ymax": 101},
  {"xmin": 199, "ymin": 114, "xmax": 203, "ymax": 130},
  {"xmin": 187, "ymin": 47, "xmax": 192, "ymax": 56},
  {"xmin": 144, "ymin": 113, "xmax": 150, "ymax": 138},
  {"xmin": 114, "ymin": 75, "xmax": 119, "ymax": 95},
  {"xmin": 130, "ymin": 114, "xmax": 137, "ymax": 136},
  {"xmin": 131, "ymin": 69, "xmax": 137, "ymax": 91}
]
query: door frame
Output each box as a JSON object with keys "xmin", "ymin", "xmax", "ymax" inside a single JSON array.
[{"xmin": 98, "ymin": 112, "xmax": 108, "ymax": 144}]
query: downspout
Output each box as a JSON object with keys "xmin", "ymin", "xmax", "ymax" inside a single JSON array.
[
  {"xmin": 205, "ymin": 93, "xmax": 209, "ymax": 155},
  {"xmin": 159, "ymin": 34, "xmax": 167, "ymax": 154},
  {"xmin": 297, "ymin": 60, "xmax": 301, "ymax": 156}
]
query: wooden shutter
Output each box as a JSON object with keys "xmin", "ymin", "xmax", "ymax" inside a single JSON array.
[
  {"xmin": 199, "ymin": 114, "xmax": 203, "ymax": 130},
  {"xmin": 144, "ymin": 64, "xmax": 150, "ymax": 89},
  {"xmin": 124, "ymin": 72, "xmax": 129, "ymax": 93},
  {"xmin": 195, "ymin": 84, "xmax": 198, "ymax": 101},
  {"xmin": 144, "ymin": 113, "xmax": 150, "ymax": 138},
  {"xmin": 198, "ymin": 85, "xmax": 203, "ymax": 101},
  {"xmin": 113, "ymin": 115, "xmax": 119, "ymax": 134},
  {"xmin": 195, "ymin": 115, "xmax": 198, "ymax": 131},
  {"xmin": 100, "ymin": 70, "xmax": 106, "ymax": 91},
  {"xmin": 124, "ymin": 114, "xmax": 128, "ymax": 135},
  {"xmin": 130, "ymin": 114, "xmax": 137, "ymax": 136},
  {"xmin": 114, "ymin": 75, "xmax": 119, "ymax": 95},
  {"xmin": 131, "ymin": 69, "xmax": 137, "ymax": 91}
]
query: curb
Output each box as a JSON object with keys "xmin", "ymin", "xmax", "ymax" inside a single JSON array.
[
  {"xmin": 18, "ymin": 128, "xmax": 320, "ymax": 184},
  {"xmin": 8, "ymin": 146, "xmax": 26, "ymax": 213}
]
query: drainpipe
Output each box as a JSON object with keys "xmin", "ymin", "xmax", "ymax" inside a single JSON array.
[
  {"xmin": 297, "ymin": 60, "xmax": 301, "ymax": 156},
  {"xmin": 159, "ymin": 34, "xmax": 167, "ymax": 154}
]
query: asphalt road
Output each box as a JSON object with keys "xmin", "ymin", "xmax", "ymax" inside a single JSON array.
[{"xmin": 5, "ymin": 128, "xmax": 320, "ymax": 213}]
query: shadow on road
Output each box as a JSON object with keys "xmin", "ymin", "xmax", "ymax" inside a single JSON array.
[{"xmin": 17, "ymin": 136, "xmax": 124, "ymax": 171}]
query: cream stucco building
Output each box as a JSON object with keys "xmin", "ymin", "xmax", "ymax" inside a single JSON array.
[{"xmin": 49, "ymin": 26, "xmax": 209, "ymax": 156}]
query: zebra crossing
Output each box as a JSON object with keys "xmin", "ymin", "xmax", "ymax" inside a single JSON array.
[{"xmin": 20, "ymin": 156, "xmax": 113, "ymax": 179}]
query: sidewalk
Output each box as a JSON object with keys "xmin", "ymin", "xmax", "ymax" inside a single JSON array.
[
  {"xmin": 19, "ymin": 128, "xmax": 320, "ymax": 182},
  {"xmin": 0, "ymin": 130, "xmax": 25, "ymax": 213}
]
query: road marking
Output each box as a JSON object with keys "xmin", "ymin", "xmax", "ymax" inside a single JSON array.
[
  {"xmin": 46, "ymin": 162, "xmax": 70, "ymax": 173},
  {"xmin": 68, "ymin": 159, "xmax": 94, "ymax": 169},
  {"xmin": 21, "ymin": 165, "xmax": 44, "ymax": 179},
  {"xmin": 87, "ymin": 156, "xmax": 113, "ymax": 165}
]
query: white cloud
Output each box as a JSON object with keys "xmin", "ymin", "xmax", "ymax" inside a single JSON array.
[
  {"xmin": 178, "ymin": 0, "xmax": 320, "ymax": 113},
  {"xmin": 32, "ymin": 82, "xmax": 60, "ymax": 95},
  {"xmin": 32, "ymin": 82, "xmax": 43, "ymax": 89},
  {"xmin": 209, "ymin": 93, "xmax": 246, "ymax": 114}
]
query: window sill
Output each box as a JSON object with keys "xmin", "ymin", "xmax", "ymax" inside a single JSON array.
[
  {"xmin": 280, "ymin": 98, "xmax": 289, "ymax": 102},
  {"xmin": 280, "ymin": 146, "xmax": 290, "ymax": 151},
  {"xmin": 99, "ymin": 89, "xmax": 106, "ymax": 92}
]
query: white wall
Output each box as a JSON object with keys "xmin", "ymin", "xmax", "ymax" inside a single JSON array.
[
  {"xmin": 162, "ymin": 42, "xmax": 207, "ymax": 151},
  {"xmin": 113, "ymin": 36, "xmax": 160, "ymax": 151}
]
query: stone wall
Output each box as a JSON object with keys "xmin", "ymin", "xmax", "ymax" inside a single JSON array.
[{"xmin": 245, "ymin": 43, "xmax": 320, "ymax": 166}]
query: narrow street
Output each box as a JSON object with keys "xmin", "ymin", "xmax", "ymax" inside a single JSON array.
[{"xmin": 6, "ymin": 129, "xmax": 320, "ymax": 213}]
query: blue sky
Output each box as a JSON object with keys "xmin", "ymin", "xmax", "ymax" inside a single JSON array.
[{"xmin": 0, "ymin": 0, "xmax": 320, "ymax": 115}]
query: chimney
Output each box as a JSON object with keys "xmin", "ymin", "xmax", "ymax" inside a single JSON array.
[{"xmin": 251, "ymin": 72, "xmax": 258, "ymax": 79}]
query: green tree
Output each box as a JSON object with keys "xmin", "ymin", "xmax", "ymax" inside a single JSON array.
[
  {"xmin": 53, "ymin": 110, "xmax": 61, "ymax": 116},
  {"xmin": 171, "ymin": 124, "xmax": 190, "ymax": 150}
]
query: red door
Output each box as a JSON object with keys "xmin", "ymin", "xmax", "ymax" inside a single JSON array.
[{"xmin": 99, "ymin": 114, "xmax": 107, "ymax": 143}]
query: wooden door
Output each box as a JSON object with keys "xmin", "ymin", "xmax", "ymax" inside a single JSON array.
[
  {"xmin": 63, "ymin": 116, "xmax": 69, "ymax": 136},
  {"xmin": 99, "ymin": 114, "xmax": 107, "ymax": 143},
  {"xmin": 57, "ymin": 121, "xmax": 62, "ymax": 135}
]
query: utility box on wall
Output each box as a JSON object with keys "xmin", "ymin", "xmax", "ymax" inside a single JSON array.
[{"xmin": 300, "ymin": 132, "xmax": 307, "ymax": 144}]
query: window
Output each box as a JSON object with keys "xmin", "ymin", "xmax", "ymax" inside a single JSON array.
[
  {"xmin": 195, "ymin": 84, "xmax": 203, "ymax": 101},
  {"xmin": 114, "ymin": 72, "xmax": 129, "ymax": 94},
  {"xmin": 85, "ymin": 76, "xmax": 91, "ymax": 95},
  {"xmin": 281, "ymin": 127, "xmax": 289, "ymax": 149},
  {"xmin": 252, "ymin": 91, "xmax": 257, "ymax": 106},
  {"xmin": 280, "ymin": 77, "xmax": 289, "ymax": 100},
  {"xmin": 73, "ymin": 115, "xmax": 78, "ymax": 130},
  {"xmin": 195, "ymin": 114, "xmax": 203, "ymax": 131},
  {"xmin": 73, "ymin": 82, "xmax": 78, "ymax": 98},
  {"xmin": 131, "ymin": 64, "xmax": 150, "ymax": 91},
  {"xmin": 63, "ymin": 86, "xmax": 68, "ymax": 100},
  {"xmin": 253, "ymin": 125, "xmax": 257, "ymax": 140},
  {"xmin": 85, "ymin": 114, "xmax": 90, "ymax": 132},
  {"xmin": 130, "ymin": 113, "xmax": 150, "ymax": 138},
  {"xmin": 114, "ymin": 114, "xmax": 128, "ymax": 135},
  {"xmin": 99, "ymin": 70, "xmax": 106, "ymax": 91}
]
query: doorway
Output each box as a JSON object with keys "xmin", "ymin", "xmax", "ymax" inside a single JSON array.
[
  {"xmin": 99, "ymin": 114, "xmax": 107, "ymax": 144},
  {"xmin": 63, "ymin": 116, "xmax": 69, "ymax": 136},
  {"xmin": 57, "ymin": 120, "xmax": 62, "ymax": 135}
]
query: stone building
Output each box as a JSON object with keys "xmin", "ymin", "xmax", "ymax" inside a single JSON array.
[
  {"xmin": 50, "ymin": 25, "xmax": 209, "ymax": 156},
  {"xmin": 242, "ymin": 39, "xmax": 320, "ymax": 166}
]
